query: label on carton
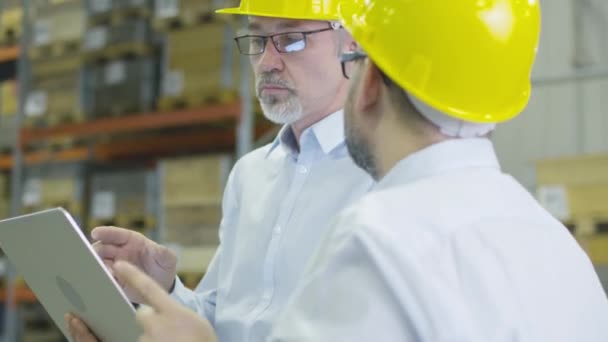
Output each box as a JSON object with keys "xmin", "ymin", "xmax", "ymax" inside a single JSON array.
[
  {"xmin": 25, "ymin": 91, "xmax": 47, "ymax": 118},
  {"xmin": 33, "ymin": 21, "xmax": 51, "ymax": 46},
  {"xmin": 105, "ymin": 61, "xmax": 127, "ymax": 85},
  {"xmin": 537, "ymin": 185, "xmax": 570, "ymax": 221},
  {"xmin": 23, "ymin": 179, "xmax": 42, "ymax": 207},
  {"xmin": 85, "ymin": 27, "xmax": 108, "ymax": 51},
  {"xmin": 92, "ymin": 0, "xmax": 112, "ymax": 13},
  {"xmin": 156, "ymin": 0, "xmax": 179, "ymax": 18},
  {"xmin": 92, "ymin": 191, "xmax": 116, "ymax": 219},
  {"xmin": 162, "ymin": 70, "xmax": 184, "ymax": 96}
]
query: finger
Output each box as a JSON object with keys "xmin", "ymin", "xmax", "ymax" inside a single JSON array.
[
  {"xmin": 113, "ymin": 261, "xmax": 176, "ymax": 311},
  {"xmin": 95, "ymin": 243, "xmax": 123, "ymax": 260},
  {"xmin": 91, "ymin": 226, "xmax": 133, "ymax": 245},
  {"xmin": 64, "ymin": 313, "xmax": 73, "ymax": 333},
  {"xmin": 69, "ymin": 316, "xmax": 98, "ymax": 342},
  {"xmin": 102, "ymin": 258, "xmax": 115, "ymax": 275},
  {"xmin": 91, "ymin": 241, "xmax": 102, "ymax": 253},
  {"xmin": 135, "ymin": 305, "xmax": 158, "ymax": 330},
  {"xmin": 150, "ymin": 244, "xmax": 177, "ymax": 270}
]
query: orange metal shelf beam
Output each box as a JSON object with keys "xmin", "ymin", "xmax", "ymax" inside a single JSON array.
[
  {"xmin": 21, "ymin": 102, "xmax": 242, "ymax": 144},
  {"xmin": 0, "ymin": 123, "xmax": 275, "ymax": 170},
  {"xmin": 0, "ymin": 147, "xmax": 90, "ymax": 170},
  {"xmin": 0, "ymin": 45, "xmax": 19, "ymax": 63},
  {"xmin": 95, "ymin": 129, "xmax": 237, "ymax": 161},
  {"xmin": 0, "ymin": 287, "xmax": 37, "ymax": 305}
]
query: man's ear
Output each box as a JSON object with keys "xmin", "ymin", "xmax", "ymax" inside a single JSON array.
[
  {"xmin": 346, "ymin": 35, "xmax": 358, "ymax": 53},
  {"xmin": 357, "ymin": 61, "xmax": 383, "ymax": 113}
]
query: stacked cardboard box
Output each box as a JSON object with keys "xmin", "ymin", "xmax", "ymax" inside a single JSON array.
[
  {"xmin": 22, "ymin": 163, "xmax": 85, "ymax": 223},
  {"xmin": 87, "ymin": 56, "xmax": 158, "ymax": 117},
  {"xmin": 89, "ymin": 167, "xmax": 158, "ymax": 232},
  {"xmin": 158, "ymin": 20, "xmax": 240, "ymax": 110},
  {"xmin": 160, "ymin": 154, "xmax": 232, "ymax": 247},
  {"xmin": 536, "ymin": 154, "xmax": 608, "ymax": 266}
]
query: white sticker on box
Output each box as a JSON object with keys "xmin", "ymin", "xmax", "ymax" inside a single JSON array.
[
  {"xmin": 163, "ymin": 70, "xmax": 184, "ymax": 96},
  {"xmin": 92, "ymin": 0, "xmax": 112, "ymax": 13},
  {"xmin": 92, "ymin": 191, "xmax": 116, "ymax": 219},
  {"xmin": 156, "ymin": 0, "xmax": 179, "ymax": 18},
  {"xmin": 537, "ymin": 185, "xmax": 570, "ymax": 221},
  {"xmin": 85, "ymin": 27, "xmax": 108, "ymax": 51},
  {"xmin": 25, "ymin": 91, "xmax": 47, "ymax": 118},
  {"xmin": 22, "ymin": 179, "xmax": 42, "ymax": 207},
  {"xmin": 105, "ymin": 61, "xmax": 127, "ymax": 85},
  {"xmin": 33, "ymin": 21, "xmax": 51, "ymax": 46},
  {"xmin": 0, "ymin": 258, "xmax": 6, "ymax": 277}
]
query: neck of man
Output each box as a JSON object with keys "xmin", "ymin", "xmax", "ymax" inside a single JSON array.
[
  {"xmin": 290, "ymin": 103, "xmax": 342, "ymax": 143},
  {"xmin": 374, "ymin": 110, "xmax": 450, "ymax": 180},
  {"xmin": 290, "ymin": 84, "xmax": 349, "ymax": 149}
]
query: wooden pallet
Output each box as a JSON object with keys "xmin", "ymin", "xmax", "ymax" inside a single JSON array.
[
  {"xmin": 576, "ymin": 233, "xmax": 608, "ymax": 265},
  {"xmin": 23, "ymin": 111, "xmax": 84, "ymax": 129},
  {"xmin": 83, "ymin": 42, "xmax": 155, "ymax": 64},
  {"xmin": 88, "ymin": 215, "xmax": 156, "ymax": 231},
  {"xmin": 46, "ymin": 136, "xmax": 78, "ymax": 151},
  {"xmin": 23, "ymin": 136, "xmax": 81, "ymax": 154},
  {"xmin": 48, "ymin": 111, "xmax": 85, "ymax": 127},
  {"xmin": 23, "ymin": 116, "xmax": 48, "ymax": 129},
  {"xmin": 153, "ymin": 11, "xmax": 216, "ymax": 31},
  {"xmin": 89, "ymin": 7, "xmax": 152, "ymax": 27},
  {"xmin": 29, "ymin": 40, "xmax": 82, "ymax": 60},
  {"xmin": 158, "ymin": 90, "xmax": 238, "ymax": 112},
  {"xmin": 565, "ymin": 216, "xmax": 608, "ymax": 237},
  {"xmin": 0, "ymin": 146, "xmax": 12, "ymax": 155},
  {"xmin": 92, "ymin": 102, "xmax": 155, "ymax": 120},
  {"xmin": 0, "ymin": 28, "xmax": 19, "ymax": 46},
  {"xmin": 22, "ymin": 201, "xmax": 82, "ymax": 216},
  {"xmin": 31, "ymin": 55, "xmax": 81, "ymax": 80}
]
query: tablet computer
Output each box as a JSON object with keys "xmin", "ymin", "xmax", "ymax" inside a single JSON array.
[{"xmin": 0, "ymin": 208, "xmax": 141, "ymax": 341}]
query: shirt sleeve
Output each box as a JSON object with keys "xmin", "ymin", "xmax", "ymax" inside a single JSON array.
[
  {"xmin": 169, "ymin": 162, "xmax": 241, "ymax": 325},
  {"xmin": 269, "ymin": 209, "xmax": 485, "ymax": 342}
]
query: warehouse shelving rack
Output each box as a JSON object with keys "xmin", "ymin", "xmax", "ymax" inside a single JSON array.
[{"xmin": 0, "ymin": 1, "xmax": 259, "ymax": 340}]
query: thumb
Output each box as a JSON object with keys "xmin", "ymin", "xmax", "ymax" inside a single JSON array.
[
  {"xmin": 113, "ymin": 261, "xmax": 177, "ymax": 312},
  {"xmin": 150, "ymin": 243, "xmax": 177, "ymax": 270}
]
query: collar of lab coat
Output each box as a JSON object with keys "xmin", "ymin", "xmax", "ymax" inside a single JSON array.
[
  {"xmin": 266, "ymin": 109, "xmax": 345, "ymax": 158},
  {"xmin": 375, "ymin": 138, "xmax": 501, "ymax": 191}
]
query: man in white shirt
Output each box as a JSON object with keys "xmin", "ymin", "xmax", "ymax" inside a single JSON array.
[
  {"xmin": 103, "ymin": 0, "xmax": 608, "ymax": 341},
  {"xmin": 66, "ymin": 1, "xmax": 373, "ymax": 341}
]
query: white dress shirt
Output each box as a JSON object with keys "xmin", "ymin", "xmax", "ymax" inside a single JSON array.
[
  {"xmin": 171, "ymin": 110, "xmax": 374, "ymax": 342},
  {"xmin": 272, "ymin": 138, "xmax": 608, "ymax": 342}
]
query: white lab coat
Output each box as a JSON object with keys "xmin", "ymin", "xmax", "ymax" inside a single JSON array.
[{"xmin": 271, "ymin": 138, "xmax": 608, "ymax": 342}]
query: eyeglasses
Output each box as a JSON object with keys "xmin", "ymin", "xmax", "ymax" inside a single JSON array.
[
  {"xmin": 235, "ymin": 26, "xmax": 338, "ymax": 56},
  {"xmin": 340, "ymin": 51, "xmax": 368, "ymax": 79}
]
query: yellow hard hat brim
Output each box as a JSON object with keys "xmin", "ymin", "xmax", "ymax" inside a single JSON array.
[{"xmin": 216, "ymin": 1, "xmax": 339, "ymax": 21}]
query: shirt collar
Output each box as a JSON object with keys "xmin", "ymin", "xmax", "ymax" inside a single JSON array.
[
  {"xmin": 265, "ymin": 110, "xmax": 345, "ymax": 158},
  {"xmin": 375, "ymin": 138, "xmax": 501, "ymax": 191}
]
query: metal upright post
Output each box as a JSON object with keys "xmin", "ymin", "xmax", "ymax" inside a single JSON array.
[
  {"xmin": 3, "ymin": 0, "xmax": 30, "ymax": 340},
  {"xmin": 236, "ymin": 16, "xmax": 254, "ymax": 158}
]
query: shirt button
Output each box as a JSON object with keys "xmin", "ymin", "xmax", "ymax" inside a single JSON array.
[
  {"xmin": 274, "ymin": 225, "xmax": 282, "ymax": 234},
  {"xmin": 262, "ymin": 292, "xmax": 271, "ymax": 301},
  {"xmin": 297, "ymin": 165, "xmax": 308, "ymax": 174}
]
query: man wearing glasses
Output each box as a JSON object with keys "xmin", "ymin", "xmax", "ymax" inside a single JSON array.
[
  {"xmin": 67, "ymin": 1, "xmax": 373, "ymax": 341},
  {"xmin": 73, "ymin": 0, "xmax": 608, "ymax": 341}
]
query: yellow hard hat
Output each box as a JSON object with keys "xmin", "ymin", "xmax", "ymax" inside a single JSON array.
[
  {"xmin": 339, "ymin": 0, "xmax": 541, "ymax": 123},
  {"xmin": 216, "ymin": 0, "xmax": 340, "ymax": 21}
]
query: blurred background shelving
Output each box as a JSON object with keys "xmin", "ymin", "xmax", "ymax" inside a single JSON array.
[
  {"xmin": 0, "ymin": 0, "xmax": 607, "ymax": 341},
  {"xmin": 0, "ymin": 0, "xmax": 272, "ymax": 340}
]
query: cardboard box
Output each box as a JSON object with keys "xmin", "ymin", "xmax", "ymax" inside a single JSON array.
[{"xmin": 161, "ymin": 154, "xmax": 232, "ymax": 206}]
